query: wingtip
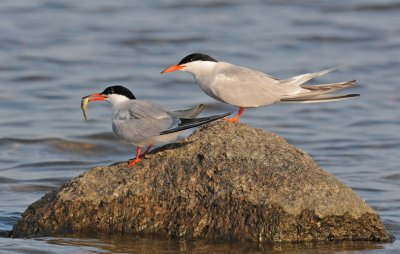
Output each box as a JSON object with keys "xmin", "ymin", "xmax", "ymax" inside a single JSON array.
[{"xmin": 160, "ymin": 111, "xmax": 232, "ymax": 135}]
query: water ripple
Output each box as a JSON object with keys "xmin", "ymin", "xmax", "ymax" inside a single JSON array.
[
  {"xmin": 119, "ymin": 36, "xmax": 209, "ymax": 47},
  {"xmin": 12, "ymin": 75, "xmax": 55, "ymax": 82},
  {"xmin": 0, "ymin": 0, "xmax": 399, "ymax": 252}
]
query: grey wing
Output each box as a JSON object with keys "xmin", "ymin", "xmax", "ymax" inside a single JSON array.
[
  {"xmin": 211, "ymin": 63, "xmax": 295, "ymax": 107},
  {"xmin": 112, "ymin": 100, "xmax": 175, "ymax": 146}
]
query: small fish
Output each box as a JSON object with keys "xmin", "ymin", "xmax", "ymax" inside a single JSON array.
[{"xmin": 81, "ymin": 96, "xmax": 90, "ymax": 121}]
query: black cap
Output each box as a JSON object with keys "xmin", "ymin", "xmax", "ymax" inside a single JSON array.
[
  {"xmin": 100, "ymin": 86, "xmax": 136, "ymax": 100},
  {"xmin": 178, "ymin": 53, "xmax": 218, "ymax": 65}
]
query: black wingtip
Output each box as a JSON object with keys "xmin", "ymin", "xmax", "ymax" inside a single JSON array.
[
  {"xmin": 160, "ymin": 112, "xmax": 231, "ymax": 135},
  {"xmin": 179, "ymin": 111, "xmax": 230, "ymax": 125}
]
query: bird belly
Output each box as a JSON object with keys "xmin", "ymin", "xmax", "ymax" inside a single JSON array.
[{"xmin": 135, "ymin": 131, "xmax": 183, "ymax": 147}]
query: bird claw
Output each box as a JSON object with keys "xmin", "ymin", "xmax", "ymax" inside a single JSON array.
[{"xmin": 224, "ymin": 107, "xmax": 244, "ymax": 123}]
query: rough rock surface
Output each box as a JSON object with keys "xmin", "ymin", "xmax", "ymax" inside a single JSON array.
[{"xmin": 12, "ymin": 121, "xmax": 392, "ymax": 242}]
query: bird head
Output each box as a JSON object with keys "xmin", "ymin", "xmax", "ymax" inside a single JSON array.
[
  {"xmin": 161, "ymin": 53, "xmax": 218, "ymax": 75},
  {"xmin": 82, "ymin": 85, "xmax": 136, "ymax": 107}
]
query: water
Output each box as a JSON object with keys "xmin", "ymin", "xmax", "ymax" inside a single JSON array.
[{"xmin": 0, "ymin": 0, "xmax": 399, "ymax": 253}]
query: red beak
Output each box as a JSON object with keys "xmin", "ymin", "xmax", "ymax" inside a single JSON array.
[
  {"xmin": 82, "ymin": 93, "xmax": 107, "ymax": 102},
  {"xmin": 161, "ymin": 64, "xmax": 184, "ymax": 74}
]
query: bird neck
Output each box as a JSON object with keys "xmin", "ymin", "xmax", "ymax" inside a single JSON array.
[
  {"xmin": 107, "ymin": 94, "xmax": 130, "ymax": 108},
  {"xmin": 184, "ymin": 61, "xmax": 217, "ymax": 78}
]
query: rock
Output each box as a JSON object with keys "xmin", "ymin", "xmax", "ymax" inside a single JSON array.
[{"xmin": 12, "ymin": 121, "xmax": 393, "ymax": 242}]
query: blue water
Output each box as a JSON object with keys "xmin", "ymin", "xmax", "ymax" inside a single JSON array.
[{"xmin": 0, "ymin": 0, "xmax": 399, "ymax": 253}]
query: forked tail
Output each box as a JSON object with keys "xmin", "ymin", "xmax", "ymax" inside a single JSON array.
[{"xmin": 281, "ymin": 79, "xmax": 359, "ymax": 103}]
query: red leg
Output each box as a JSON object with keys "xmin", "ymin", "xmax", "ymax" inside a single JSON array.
[
  {"xmin": 127, "ymin": 147, "xmax": 141, "ymax": 166},
  {"xmin": 139, "ymin": 145, "xmax": 153, "ymax": 158},
  {"xmin": 225, "ymin": 107, "xmax": 245, "ymax": 123}
]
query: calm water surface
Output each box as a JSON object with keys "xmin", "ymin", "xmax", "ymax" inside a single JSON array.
[{"xmin": 0, "ymin": 0, "xmax": 399, "ymax": 253}]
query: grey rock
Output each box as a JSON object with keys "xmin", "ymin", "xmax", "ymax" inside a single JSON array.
[{"xmin": 12, "ymin": 121, "xmax": 393, "ymax": 242}]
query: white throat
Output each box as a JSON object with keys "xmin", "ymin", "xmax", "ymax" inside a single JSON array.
[
  {"xmin": 181, "ymin": 61, "xmax": 220, "ymax": 101},
  {"xmin": 106, "ymin": 94, "xmax": 131, "ymax": 108}
]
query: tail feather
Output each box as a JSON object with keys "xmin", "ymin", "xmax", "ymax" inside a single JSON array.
[
  {"xmin": 281, "ymin": 79, "xmax": 358, "ymax": 103},
  {"xmin": 281, "ymin": 93, "xmax": 359, "ymax": 104},
  {"xmin": 300, "ymin": 80, "xmax": 356, "ymax": 93},
  {"xmin": 160, "ymin": 112, "xmax": 231, "ymax": 135}
]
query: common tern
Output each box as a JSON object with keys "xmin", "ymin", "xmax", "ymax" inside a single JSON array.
[
  {"xmin": 82, "ymin": 85, "xmax": 230, "ymax": 166},
  {"xmin": 161, "ymin": 53, "xmax": 359, "ymax": 122}
]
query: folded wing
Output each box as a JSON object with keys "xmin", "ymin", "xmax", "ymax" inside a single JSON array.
[{"xmin": 112, "ymin": 100, "xmax": 175, "ymax": 145}]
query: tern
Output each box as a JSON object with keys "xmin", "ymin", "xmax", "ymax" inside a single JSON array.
[
  {"xmin": 161, "ymin": 53, "xmax": 359, "ymax": 122},
  {"xmin": 83, "ymin": 85, "xmax": 230, "ymax": 166}
]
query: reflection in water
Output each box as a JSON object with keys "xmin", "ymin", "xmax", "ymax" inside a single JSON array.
[{"xmin": 38, "ymin": 236, "xmax": 388, "ymax": 254}]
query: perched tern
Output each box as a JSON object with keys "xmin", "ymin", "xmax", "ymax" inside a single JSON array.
[
  {"xmin": 161, "ymin": 53, "xmax": 359, "ymax": 122},
  {"xmin": 82, "ymin": 85, "xmax": 230, "ymax": 166}
]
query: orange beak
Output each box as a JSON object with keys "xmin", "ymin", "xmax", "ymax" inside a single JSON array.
[
  {"xmin": 82, "ymin": 93, "xmax": 107, "ymax": 102},
  {"xmin": 161, "ymin": 64, "xmax": 184, "ymax": 74}
]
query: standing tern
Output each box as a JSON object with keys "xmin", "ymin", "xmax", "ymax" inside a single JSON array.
[
  {"xmin": 161, "ymin": 53, "xmax": 359, "ymax": 122},
  {"xmin": 82, "ymin": 85, "xmax": 230, "ymax": 166}
]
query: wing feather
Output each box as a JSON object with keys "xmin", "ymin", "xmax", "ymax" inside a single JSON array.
[
  {"xmin": 211, "ymin": 63, "xmax": 290, "ymax": 107},
  {"xmin": 112, "ymin": 100, "xmax": 175, "ymax": 145}
]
